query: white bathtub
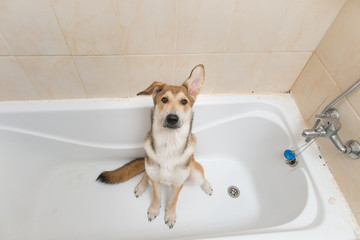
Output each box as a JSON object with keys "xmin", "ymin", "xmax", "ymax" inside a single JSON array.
[{"xmin": 0, "ymin": 94, "xmax": 358, "ymax": 240}]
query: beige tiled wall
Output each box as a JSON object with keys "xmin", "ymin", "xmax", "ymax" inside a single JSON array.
[
  {"xmin": 292, "ymin": 0, "xmax": 360, "ymax": 226},
  {"xmin": 0, "ymin": 0, "xmax": 345, "ymax": 101}
]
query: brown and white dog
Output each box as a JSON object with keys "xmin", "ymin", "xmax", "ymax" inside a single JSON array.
[{"xmin": 97, "ymin": 64, "xmax": 213, "ymax": 228}]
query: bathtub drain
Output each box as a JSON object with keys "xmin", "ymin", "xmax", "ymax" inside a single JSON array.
[{"xmin": 227, "ymin": 186, "xmax": 240, "ymax": 198}]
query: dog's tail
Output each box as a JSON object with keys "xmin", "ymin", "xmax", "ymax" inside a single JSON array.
[{"xmin": 96, "ymin": 158, "xmax": 145, "ymax": 184}]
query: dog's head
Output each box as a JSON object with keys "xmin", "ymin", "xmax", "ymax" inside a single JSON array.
[{"xmin": 137, "ymin": 64, "xmax": 205, "ymax": 130}]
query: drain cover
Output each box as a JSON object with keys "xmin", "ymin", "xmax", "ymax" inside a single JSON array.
[{"xmin": 227, "ymin": 186, "xmax": 240, "ymax": 198}]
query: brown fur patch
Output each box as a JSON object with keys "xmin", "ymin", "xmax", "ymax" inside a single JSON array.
[
  {"xmin": 182, "ymin": 129, "xmax": 195, "ymax": 154},
  {"xmin": 191, "ymin": 159, "xmax": 205, "ymax": 179},
  {"xmin": 166, "ymin": 184, "xmax": 184, "ymax": 211},
  {"xmin": 178, "ymin": 155, "xmax": 193, "ymax": 169},
  {"xmin": 154, "ymin": 85, "xmax": 194, "ymax": 107},
  {"xmin": 145, "ymin": 155, "xmax": 159, "ymax": 167},
  {"xmin": 96, "ymin": 158, "xmax": 145, "ymax": 184},
  {"xmin": 146, "ymin": 131, "xmax": 156, "ymax": 153}
]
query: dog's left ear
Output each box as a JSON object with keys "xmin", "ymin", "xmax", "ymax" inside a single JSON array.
[
  {"xmin": 137, "ymin": 81, "xmax": 166, "ymax": 97},
  {"xmin": 183, "ymin": 64, "xmax": 205, "ymax": 101}
]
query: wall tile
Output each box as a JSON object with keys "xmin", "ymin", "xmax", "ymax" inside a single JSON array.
[
  {"xmin": 0, "ymin": 35, "xmax": 12, "ymax": 55},
  {"xmin": 316, "ymin": 0, "xmax": 360, "ymax": 90},
  {"xmin": 51, "ymin": 0, "xmax": 123, "ymax": 55},
  {"xmin": 0, "ymin": 57, "xmax": 39, "ymax": 101},
  {"xmin": 227, "ymin": 0, "xmax": 291, "ymax": 52},
  {"xmin": 126, "ymin": 55, "xmax": 174, "ymax": 96},
  {"xmin": 217, "ymin": 53, "xmax": 267, "ymax": 93},
  {"xmin": 254, "ymin": 52, "xmax": 311, "ymax": 92},
  {"xmin": 316, "ymin": 0, "xmax": 360, "ymax": 117},
  {"xmin": 331, "ymin": 99, "xmax": 360, "ymax": 147},
  {"xmin": 272, "ymin": 0, "xmax": 345, "ymax": 51},
  {"xmin": 292, "ymin": 54, "xmax": 338, "ymax": 120},
  {"xmin": 0, "ymin": 0, "xmax": 69, "ymax": 55},
  {"xmin": 175, "ymin": 54, "xmax": 223, "ymax": 94},
  {"xmin": 327, "ymin": 150, "xmax": 360, "ymax": 226},
  {"xmin": 218, "ymin": 53, "xmax": 311, "ymax": 94},
  {"xmin": 177, "ymin": 0, "xmax": 235, "ymax": 53},
  {"xmin": 306, "ymin": 86, "xmax": 342, "ymax": 126},
  {"xmin": 74, "ymin": 56, "xmax": 130, "ymax": 98},
  {"xmin": 18, "ymin": 56, "xmax": 86, "ymax": 99},
  {"xmin": 116, "ymin": 0, "xmax": 176, "ymax": 54},
  {"xmin": 347, "ymin": 90, "xmax": 360, "ymax": 117}
]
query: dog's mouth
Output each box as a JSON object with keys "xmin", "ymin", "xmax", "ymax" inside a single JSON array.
[
  {"xmin": 163, "ymin": 114, "xmax": 181, "ymax": 129},
  {"xmin": 164, "ymin": 124, "xmax": 180, "ymax": 129}
]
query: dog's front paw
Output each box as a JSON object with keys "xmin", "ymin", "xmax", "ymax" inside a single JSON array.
[
  {"xmin": 201, "ymin": 179, "xmax": 213, "ymax": 196},
  {"xmin": 147, "ymin": 204, "xmax": 160, "ymax": 222},
  {"xmin": 164, "ymin": 209, "xmax": 176, "ymax": 229}
]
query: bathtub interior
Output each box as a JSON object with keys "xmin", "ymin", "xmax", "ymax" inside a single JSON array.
[{"xmin": 0, "ymin": 98, "xmax": 310, "ymax": 240}]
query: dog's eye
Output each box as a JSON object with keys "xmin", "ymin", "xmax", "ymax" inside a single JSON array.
[
  {"xmin": 161, "ymin": 97, "xmax": 168, "ymax": 103},
  {"xmin": 180, "ymin": 99, "xmax": 188, "ymax": 105}
]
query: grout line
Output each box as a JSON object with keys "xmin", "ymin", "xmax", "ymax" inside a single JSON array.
[
  {"xmin": 223, "ymin": 0, "xmax": 238, "ymax": 54},
  {"xmin": 316, "ymin": 52, "xmax": 360, "ymax": 118},
  {"xmin": 213, "ymin": 0, "xmax": 240, "ymax": 94},
  {"xmin": 122, "ymin": 54, "xmax": 133, "ymax": 97},
  {"xmin": 112, "ymin": 0, "xmax": 132, "ymax": 97},
  {"xmin": 305, "ymin": 52, "xmax": 360, "ymax": 124},
  {"xmin": 48, "ymin": 0, "xmax": 88, "ymax": 98},
  {"xmin": 214, "ymin": 54, "xmax": 225, "ymax": 94},
  {"xmin": 14, "ymin": 56, "xmax": 42, "ymax": 99},
  {"xmin": 113, "ymin": 0, "xmax": 126, "ymax": 54},
  {"xmin": 314, "ymin": 51, "xmax": 337, "ymax": 85},
  {"xmin": 0, "ymin": 51, "xmax": 315, "ymax": 58},
  {"xmin": 172, "ymin": 0, "xmax": 179, "ymax": 85},
  {"xmin": 304, "ymin": 52, "xmax": 340, "ymax": 122},
  {"xmin": 48, "ymin": 0, "xmax": 72, "ymax": 56},
  {"xmin": 0, "ymin": 33, "xmax": 15, "ymax": 55},
  {"xmin": 124, "ymin": 55, "xmax": 133, "ymax": 97},
  {"xmin": 71, "ymin": 56, "xmax": 89, "ymax": 98},
  {"xmin": 269, "ymin": 0, "xmax": 295, "ymax": 51},
  {"xmin": 289, "ymin": 51, "xmax": 314, "ymax": 93},
  {"xmin": 312, "ymin": 0, "xmax": 347, "ymax": 54}
]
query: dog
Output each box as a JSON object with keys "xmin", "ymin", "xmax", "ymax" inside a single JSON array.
[{"xmin": 97, "ymin": 64, "xmax": 213, "ymax": 228}]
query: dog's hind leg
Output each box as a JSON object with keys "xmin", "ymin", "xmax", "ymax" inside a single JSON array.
[
  {"xmin": 191, "ymin": 160, "xmax": 213, "ymax": 196},
  {"xmin": 147, "ymin": 178, "xmax": 161, "ymax": 222},
  {"xmin": 134, "ymin": 172, "xmax": 148, "ymax": 198}
]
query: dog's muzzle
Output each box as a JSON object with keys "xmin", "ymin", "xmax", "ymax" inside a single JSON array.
[{"xmin": 164, "ymin": 114, "xmax": 180, "ymax": 129}]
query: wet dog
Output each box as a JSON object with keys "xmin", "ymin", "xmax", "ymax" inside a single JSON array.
[{"xmin": 97, "ymin": 64, "xmax": 212, "ymax": 228}]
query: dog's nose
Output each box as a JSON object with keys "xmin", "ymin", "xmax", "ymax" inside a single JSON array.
[{"xmin": 166, "ymin": 114, "xmax": 179, "ymax": 126}]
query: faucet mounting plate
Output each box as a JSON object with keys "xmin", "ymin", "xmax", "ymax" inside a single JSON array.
[{"xmin": 345, "ymin": 140, "xmax": 360, "ymax": 159}]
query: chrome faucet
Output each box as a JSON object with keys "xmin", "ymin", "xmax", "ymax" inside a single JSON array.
[
  {"xmin": 302, "ymin": 79, "xmax": 360, "ymax": 159},
  {"xmin": 303, "ymin": 108, "xmax": 356, "ymax": 154}
]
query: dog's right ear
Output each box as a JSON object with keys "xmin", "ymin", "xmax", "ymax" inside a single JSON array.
[{"xmin": 137, "ymin": 81, "xmax": 166, "ymax": 96}]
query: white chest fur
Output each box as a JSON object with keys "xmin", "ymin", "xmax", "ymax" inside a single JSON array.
[{"xmin": 144, "ymin": 125, "xmax": 195, "ymax": 186}]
